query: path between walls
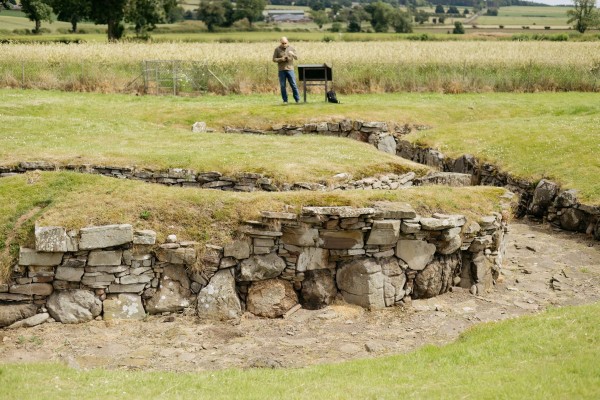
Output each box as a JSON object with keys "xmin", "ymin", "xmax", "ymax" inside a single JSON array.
[{"xmin": 1, "ymin": 220, "xmax": 598, "ymax": 371}]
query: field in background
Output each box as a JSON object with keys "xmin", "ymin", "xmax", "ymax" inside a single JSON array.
[
  {"xmin": 1, "ymin": 41, "xmax": 599, "ymax": 94},
  {"xmin": 0, "ymin": 5, "xmax": 589, "ymax": 38},
  {"xmin": 1, "ymin": 302, "xmax": 598, "ymax": 399},
  {"xmin": 476, "ymin": 6, "xmax": 572, "ymax": 26}
]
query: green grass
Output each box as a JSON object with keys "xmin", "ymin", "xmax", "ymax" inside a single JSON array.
[
  {"xmin": 1, "ymin": 89, "xmax": 598, "ymax": 203},
  {"xmin": 0, "ymin": 302, "xmax": 598, "ymax": 399},
  {"xmin": 0, "ymin": 90, "xmax": 427, "ymax": 183}
]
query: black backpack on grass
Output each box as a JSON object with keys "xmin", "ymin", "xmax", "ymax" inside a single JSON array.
[{"xmin": 326, "ymin": 90, "xmax": 340, "ymax": 104}]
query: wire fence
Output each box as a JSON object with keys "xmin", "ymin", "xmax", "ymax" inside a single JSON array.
[{"xmin": 0, "ymin": 60, "xmax": 277, "ymax": 95}]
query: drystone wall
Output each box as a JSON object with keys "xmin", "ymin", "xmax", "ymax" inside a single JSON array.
[
  {"xmin": 0, "ymin": 204, "xmax": 507, "ymax": 328},
  {"xmin": 227, "ymin": 120, "xmax": 600, "ymax": 239},
  {"xmin": 0, "ymin": 162, "xmax": 418, "ymax": 192}
]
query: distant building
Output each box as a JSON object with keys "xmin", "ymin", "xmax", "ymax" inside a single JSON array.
[{"xmin": 264, "ymin": 9, "xmax": 310, "ymax": 23}]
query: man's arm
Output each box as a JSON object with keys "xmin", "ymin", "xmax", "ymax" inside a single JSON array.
[
  {"xmin": 288, "ymin": 47, "xmax": 298, "ymax": 60},
  {"xmin": 273, "ymin": 49, "xmax": 285, "ymax": 63}
]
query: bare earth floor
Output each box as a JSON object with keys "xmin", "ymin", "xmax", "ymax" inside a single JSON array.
[{"xmin": 1, "ymin": 220, "xmax": 599, "ymax": 372}]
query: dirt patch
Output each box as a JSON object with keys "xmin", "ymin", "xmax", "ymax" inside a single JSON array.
[{"xmin": 1, "ymin": 220, "xmax": 598, "ymax": 372}]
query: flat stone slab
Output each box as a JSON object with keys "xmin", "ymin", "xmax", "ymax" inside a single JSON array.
[
  {"xmin": 373, "ymin": 202, "xmax": 417, "ymax": 219},
  {"xmin": 35, "ymin": 226, "xmax": 69, "ymax": 252},
  {"xmin": 9, "ymin": 283, "xmax": 53, "ymax": 296},
  {"xmin": 79, "ymin": 224, "xmax": 133, "ymax": 250},
  {"xmin": 297, "ymin": 247, "xmax": 332, "ymax": 272},
  {"xmin": 303, "ymin": 207, "xmax": 376, "ymax": 218},
  {"xmin": 88, "ymin": 250, "xmax": 123, "ymax": 266},
  {"xmin": 19, "ymin": 248, "xmax": 63, "ymax": 266},
  {"xmin": 319, "ymin": 230, "xmax": 364, "ymax": 250},
  {"xmin": 133, "ymin": 230, "xmax": 156, "ymax": 245},
  {"xmin": 366, "ymin": 220, "xmax": 400, "ymax": 245}
]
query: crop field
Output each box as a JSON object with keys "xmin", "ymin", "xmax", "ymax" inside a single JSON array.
[
  {"xmin": 476, "ymin": 6, "xmax": 572, "ymax": 26},
  {"xmin": 1, "ymin": 41, "xmax": 599, "ymax": 93}
]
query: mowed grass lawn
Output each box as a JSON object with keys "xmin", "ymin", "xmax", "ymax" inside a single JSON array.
[
  {"xmin": 1, "ymin": 89, "xmax": 598, "ymax": 203},
  {"xmin": 1, "ymin": 302, "xmax": 599, "ymax": 399}
]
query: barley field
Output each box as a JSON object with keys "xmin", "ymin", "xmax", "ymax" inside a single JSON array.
[{"xmin": 1, "ymin": 41, "xmax": 599, "ymax": 93}]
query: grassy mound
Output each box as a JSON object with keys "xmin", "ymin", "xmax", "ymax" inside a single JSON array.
[
  {"xmin": 0, "ymin": 172, "xmax": 507, "ymax": 281},
  {"xmin": 1, "ymin": 90, "xmax": 598, "ymax": 203}
]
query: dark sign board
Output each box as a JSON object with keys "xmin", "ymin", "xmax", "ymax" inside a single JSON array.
[{"xmin": 297, "ymin": 64, "xmax": 333, "ymax": 82}]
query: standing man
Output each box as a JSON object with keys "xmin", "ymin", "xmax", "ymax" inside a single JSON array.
[{"xmin": 273, "ymin": 37, "xmax": 300, "ymax": 104}]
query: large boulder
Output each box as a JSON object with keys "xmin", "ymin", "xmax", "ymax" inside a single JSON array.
[
  {"xmin": 0, "ymin": 304, "xmax": 38, "ymax": 328},
  {"xmin": 414, "ymin": 254, "xmax": 460, "ymax": 299},
  {"xmin": 529, "ymin": 179, "xmax": 559, "ymax": 218},
  {"xmin": 47, "ymin": 290, "xmax": 102, "ymax": 324},
  {"xmin": 145, "ymin": 264, "xmax": 192, "ymax": 314},
  {"xmin": 246, "ymin": 279, "xmax": 298, "ymax": 318},
  {"xmin": 300, "ymin": 269, "xmax": 337, "ymax": 310},
  {"xmin": 336, "ymin": 258, "xmax": 385, "ymax": 310},
  {"xmin": 197, "ymin": 269, "xmax": 242, "ymax": 320},
  {"xmin": 560, "ymin": 208, "xmax": 586, "ymax": 232},
  {"xmin": 377, "ymin": 135, "xmax": 397, "ymax": 155},
  {"xmin": 239, "ymin": 253, "xmax": 286, "ymax": 281},
  {"xmin": 103, "ymin": 293, "xmax": 146, "ymax": 320},
  {"xmin": 395, "ymin": 240, "xmax": 436, "ymax": 271}
]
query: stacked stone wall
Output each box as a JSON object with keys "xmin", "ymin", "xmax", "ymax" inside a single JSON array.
[
  {"xmin": 0, "ymin": 162, "xmax": 417, "ymax": 192},
  {"xmin": 0, "ymin": 204, "xmax": 507, "ymax": 328}
]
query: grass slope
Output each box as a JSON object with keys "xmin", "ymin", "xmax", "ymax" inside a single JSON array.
[
  {"xmin": 0, "ymin": 172, "xmax": 506, "ymax": 280},
  {"xmin": 1, "ymin": 302, "xmax": 598, "ymax": 399},
  {"xmin": 1, "ymin": 89, "xmax": 598, "ymax": 203}
]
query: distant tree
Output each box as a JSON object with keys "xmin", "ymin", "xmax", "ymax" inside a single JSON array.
[
  {"xmin": 414, "ymin": 9, "xmax": 428, "ymax": 24},
  {"xmin": 391, "ymin": 9, "xmax": 412, "ymax": 33},
  {"xmin": 310, "ymin": 9, "xmax": 329, "ymax": 29},
  {"xmin": 447, "ymin": 6, "xmax": 459, "ymax": 14},
  {"xmin": 347, "ymin": 15, "xmax": 361, "ymax": 32},
  {"xmin": 452, "ymin": 20, "xmax": 465, "ymax": 34},
  {"xmin": 21, "ymin": 0, "xmax": 54, "ymax": 33},
  {"xmin": 48, "ymin": 0, "xmax": 90, "ymax": 32},
  {"xmin": 438, "ymin": 15, "xmax": 445, "ymax": 23},
  {"xmin": 309, "ymin": 0, "xmax": 324, "ymax": 11},
  {"xmin": 567, "ymin": 0, "xmax": 599, "ymax": 33},
  {"xmin": 364, "ymin": 1, "xmax": 394, "ymax": 32},
  {"xmin": 167, "ymin": 5, "xmax": 185, "ymax": 23},
  {"xmin": 463, "ymin": 8, "xmax": 469, "ymax": 15},
  {"xmin": 197, "ymin": 0, "xmax": 226, "ymax": 31},
  {"xmin": 1, "ymin": 0, "xmax": 10, "ymax": 11},
  {"xmin": 235, "ymin": 0, "xmax": 266, "ymax": 27},
  {"xmin": 183, "ymin": 9, "xmax": 195, "ymax": 19},
  {"xmin": 90, "ymin": 0, "xmax": 127, "ymax": 40},
  {"xmin": 125, "ymin": 0, "xmax": 176, "ymax": 37},
  {"xmin": 434, "ymin": 4, "xmax": 444, "ymax": 14},
  {"xmin": 486, "ymin": 8, "xmax": 498, "ymax": 16}
]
